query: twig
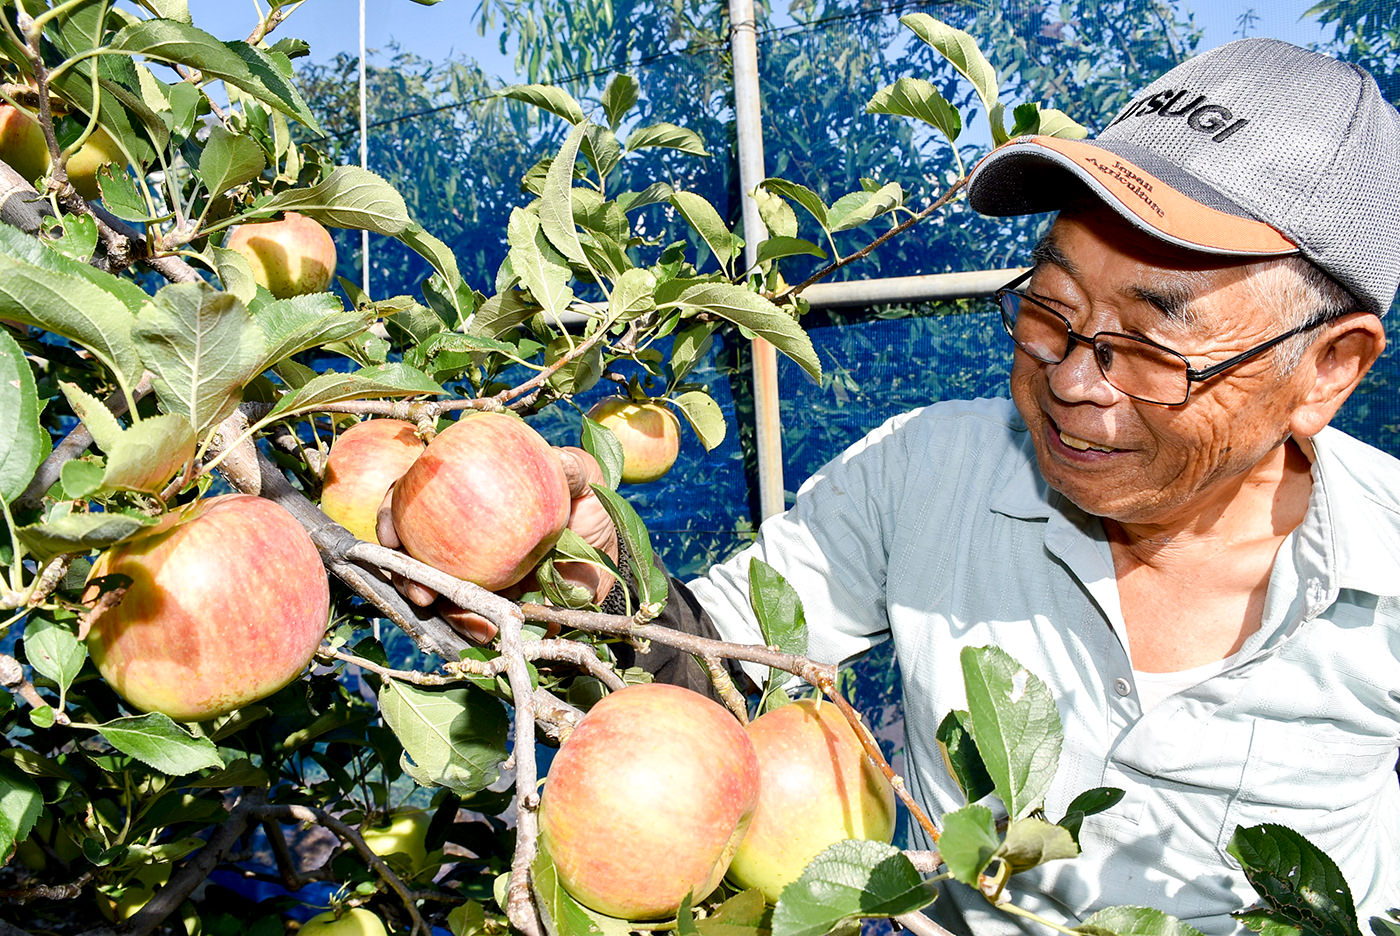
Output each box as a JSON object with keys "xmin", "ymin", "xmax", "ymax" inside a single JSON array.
[
  {"xmin": 521, "ymin": 640, "xmax": 626, "ymax": 692},
  {"xmin": 0, "ymin": 651, "xmax": 67, "ymax": 724},
  {"xmin": 0, "ymin": 870, "xmax": 94, "ymax": 902},
  {"xmin": 701, "ymin": 654, "xmax": 748, "ymax": 723},
  {"xmin": 824, "ymin": 687, "xmax": 940, "ymax": 844},
  {"xmin": 894, "ymin": 911, "xmax": 960, "ymax": 936}
]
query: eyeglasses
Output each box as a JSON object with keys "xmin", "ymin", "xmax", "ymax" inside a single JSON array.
[{"xmin": 994, "ymin": 269, "xmax": 1334, "ymax": 406}]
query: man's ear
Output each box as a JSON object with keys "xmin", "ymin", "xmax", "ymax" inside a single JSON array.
[{"xmin": 1290, "ymin": 312, "xmax": 1387, "ymax": 439}]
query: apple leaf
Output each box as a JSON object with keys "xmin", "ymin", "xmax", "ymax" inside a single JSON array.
[
  {"xmin": 1369, "ymin": 910, "xmax": 1400, "ymax": 936},
  {"xmin": 899, "ymin": 15, "xmax": 1001, "ymax": 144},
  {"xmin": 771, "ymin": 840, "xmax": 940, "ymax": 936},
  {"xmin": 609, "ymin": 268, "xmax": 657, "ymax": 322},
  {"xmin": 669, "ymin": 322, "xmax": 717, "ymax": 384},
  {"xmin": 997, "ymin": 816, "xmax": 1079, "ymax": 874},
  {"xmin": 827, "ymin": 183, "xmax": 905, "ymax": 233},
  {"xmin": 582, "ymin": 124, "xmax": 623, "ymax": 181},
  {"xmin": 0, "ymin": 761, "xmax": 42, "ymax": 869},
  {"xmin": 250, "ymin": 293, "xmax": 377, "ymax": 373},
  {"xmin": 866, "ymin": 78, "xmax": 962, "ymax": 144},
  {"xmin": 758, "ymin": 179, "xmax": 829, "ymax": 230},
  {"xmin": 581, "ymin": 416, "xmax": 624, "ymax": 490},
  {"xmin": 591, "ymin": 484, "xmax": 668, "ymax": 614},
  {"xmin": 695, "ymin": 889, "xmax": 770, "ymax": 936},
  {"xmin": 960, "ymin": 645, "xmax": 1062, "ymax": 821},
  {"xmin": 267, "ymin": 362, "xmax": 443, "ymax": 418},
  {"xmin": 747, "ymin": 558, "xmax": 808, "ymax": 706},
  {"xmin": 377, "ymin": 679, "xmax": 509, "ymax": 796},
  {"xmin": 1059, "ymin": 787, "xmax": 1125, "ymax": 844},
  {"xmin": 1227, "ymin": 824, "xmax": 1362, "ymax": 936},
  {"xmin": 108, "ymin": 20, "xmax": 321, "ymax": 131},
  {"xmin": 756, "ymin": 237, "xmax": 826, "ymax": 266},
  {"xmin": 60, "ymin": 460, "xmax": 104, "ymax": 499},
  {"xmin": 671, "ymin": 390, "xmax": 726, "ymax": 452},
  {"xmin": 623, "ymin": 122, "xmax": 710, "ymax": 157},
  {"xmin": 939, "ymin": 804, "xmax": 999, "ymax": 885},
  {"xmin": 508, "ymin": 208, "xmax": 575, "ymax": 324},
  {"xmin": 197, "ymin": 125, "xmax": 266, "ymax": 199},
  {"xmin": 752, "ymin": 186, "xmax": 799, "ymax": 241},
  {"xmin": 16, "ymin": 511, "xmax": 159, "ymax": 563},
  {"xmin": 210, "ymin": 246, "xmax": 258, "ymax": 306},
  {"xmin": 1077, "ymin": 906, "xmax": 1209, "ymax": 936},
  {"xmin": 92, "ymin": 713, "xmax": 224, "ymax": 775},
  {"xmin": 540, "ymin": 124, "xmax": 589, "ymax": 267},
  {"xmin": 653, "ymin": 280, "xmax": 820, "ymax": 383},
  {"xmin": 0, "ymin": 326, "xmax": 48, "ymax": 506},
  {"xmin": 499, "ymin": 84, "xmax": 586, "ymax": 125},
  {"xmin": 397, "ymin": 224, "xmax": 475, "ymax": 327},
  {"xmin": 60, "ymin": 382, "xmax": 196, "ymax": 495},
  {"xmin": 671, "ymin": 191, "xmax": 742, "ymax": 275},
  {"xmin": 936, "ymin": 709, "xmax": 996, "ymax": 804},
  {"xmin": 538, "ymin": 529, "xmax": 619, "ymax": 610},
  {"xmin": 21, "ymin": 616, "xmax": 87, "ymax": 700},
  {"xmin": 97, "ymin": 167, "xmax": 153, "ymax": 223},
  {"xmin": 253, "ymin": 166, "xmax": 412, "ymax": 235},
  {"xmin": 616, "ymin": 182, "xmax": 676, "ymax": 215},
  {"xmin": 134, "ymin": 282, "xmax": 267, "ymax": 437},
  {"xmin": 601, "ymin": 74, "xmax": 639, "ymax": 130}
]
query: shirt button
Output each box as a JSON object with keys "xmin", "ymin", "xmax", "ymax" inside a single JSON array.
[{"xmin": 1113, "ymin": 677, "xmax": 1132, "ymax": 697}]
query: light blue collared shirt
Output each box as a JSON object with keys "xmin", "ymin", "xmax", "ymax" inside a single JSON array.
[{"xmin": 690, "ymin": 397, "xmax": 1400, "ymax": 935}]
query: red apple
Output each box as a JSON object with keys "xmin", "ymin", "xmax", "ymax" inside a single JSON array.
[
  {"xmin": 225, "ymin": 211, "xmax": 338, "ymax": 299},
  {"xmin": 320, "ymin": 419, "xmax": 425, "ymax": 544},
  {"xmin": 84, "ymin": 494, "xmax": 330, "ymax": 722},
  {"xmin": 0, "ymin": 104, "xmax": 50, "ymax": 184},
  {"xmin": 725, "ymin": 699, "xmax": 897, "ymax": 902},
  {"xmin": 538, "ymin": 683, "xmax": 761, "ymax": 920},
  {"xmin": 390, "ymin": 411, "xmax": 570, "ymax": 591},
  {"xmin": 586, "ymin": 397, "xmax": 681, "ymax": 484}
]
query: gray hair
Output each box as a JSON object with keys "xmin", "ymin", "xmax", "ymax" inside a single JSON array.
[{"xmin": 1239, "ymin": 256, "xmax": 1360, "ymax": 373}]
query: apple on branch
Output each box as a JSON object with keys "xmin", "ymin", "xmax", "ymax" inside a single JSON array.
[
  {"xmin": 299, "ymin": 907, "xmax": 388, "ymax": 936},
  {"xmin": 226, "ymin": 211, "xmax": 339, "ymax": 299},
  {"xmin": 0, "ymin": 104, "xmax": 50, "ymax": 184},
  {"xmin": 725, "ymin": 698, "xmax": 897, "ymax": 902},
  {"xmin": 538, "ymin": 683, "xmax": 760, "ymax": 920},
  {"xmin": 586, "ymin": 396, "xmax": 682, "ymax": 484},
  {"xmin": 361, "ymin": 807, "xmax": 437, "ymax": 877},
  {"xmin": 320, "ymin": 419, "xmax": 426, "ymax": 544},
  {"xmin": 84, "ymin": 494, "xmax": 331, "ymax": 722}
]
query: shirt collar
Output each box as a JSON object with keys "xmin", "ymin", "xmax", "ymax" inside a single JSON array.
[
  {"xmin": 1295, "ymin": 428, "xmax": 1400, "ymax": 599},
  {"xmin": 987, "ymin": 410, "xmax": 1056, "ymax": 521}
]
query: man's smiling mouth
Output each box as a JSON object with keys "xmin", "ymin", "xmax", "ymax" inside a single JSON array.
[{"xmin": 1057, "ymin": 428, "xmax": 1116, "ymax": 453}]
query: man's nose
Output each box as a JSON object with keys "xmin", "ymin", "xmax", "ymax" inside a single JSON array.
[{"xmin": 1046, "ymin": 335, "xmax": 1119, "ymax": 405}]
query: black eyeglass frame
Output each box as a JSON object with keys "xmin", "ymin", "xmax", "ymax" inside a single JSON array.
[{"xmin": 994, "ymin": 268, "xmax": 1336, "ymax": 407}]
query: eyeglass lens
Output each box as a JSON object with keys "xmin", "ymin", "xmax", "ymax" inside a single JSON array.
[{"xmin": 1000, "ymin": 292, "xmax": 1191, "ymax": 405}]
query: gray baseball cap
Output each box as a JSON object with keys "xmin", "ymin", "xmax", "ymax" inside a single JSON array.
[{"xmin": 967, "ymin": 38, "xmax": 1400, "ymax": 316}]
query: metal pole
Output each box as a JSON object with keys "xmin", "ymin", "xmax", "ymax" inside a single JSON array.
[
  {"xmin": 359, "ymin": 0, "xmax": 371, "ymax": 298},
  {"xmin": 728, "ymin": 0, "xmax": 785, "ymax": 521}
]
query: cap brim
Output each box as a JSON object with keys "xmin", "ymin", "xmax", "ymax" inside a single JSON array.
[{"xmin": 968, "ymin": 136, "xmax": 1297, "ymax": 257}]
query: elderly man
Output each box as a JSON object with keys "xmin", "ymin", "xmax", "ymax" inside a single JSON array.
[
  {"xmin": 386, "ymin": 36, "xmax": 1400, "ymax": 935},
  {"xmin": 655, "ymin": 37, "xmax": 1400, "ymax": 933}
]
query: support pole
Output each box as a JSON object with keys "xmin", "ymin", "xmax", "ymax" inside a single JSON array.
[
  {"xmin": 728, "ymin": 0, "xmax": 785, "ymax": 521},
  {"xmin": 359, "ymin": 0, "xmax": 371, "ymax": 298}
]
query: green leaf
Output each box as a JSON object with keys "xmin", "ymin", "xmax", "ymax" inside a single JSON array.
[
  {"xmin": 672, "ymin": 390, "xmax": 725, "ymax": 451},
  {"xmin": 828, "ymin": 183, "xmax": 904, "ymax": 233},
  {"xmin": 960, "ymin": 645, "xmax": 1062, "ymax": 820},
  {"xmin": 0, "ymin": 762, "xmax": 42, "ymax": 867},
  {"xmin": 601, "ymin": 74, "xmax": 639, "ymax": 130},
  {"xmin": 1059, "ymin": 787, "xmax": 1125, "ymax": 843},
  {"xmin": 197, "ymin": 125, "xmax": 266, "ymax": 198},
  {"xmin": 508, "ymin": 209, "xmax": 575, "ymax": 323},
  {"xmin": 1370, "ymin": 911, "xmax": 1400, "ymax": 936},
  {"xmin": 748, "ymin": 557, "xmax": 807, "ymax": 712},
  {"xmin": 936, "ymin": 709, "xmax": 995, "ymax": 804},
  {"xmin": 211, "ymin": 246, "xmax": 258, "ymax": 306},
  {"xmin": 96, "ymin": 168, "xmax": 151, "ymax": 223},
  {"xmin": 669, "ymin": 321, "xmax": 717, "ymax": 384},
  {"xmin": 758, "ymin": 179, "xmax": 829, "ymax": 230},
  {"xmin": 16, "ymin": 511, "xmax": 159, "ymax": 563},
  {"xmin": 108, "ymin": 21, "xmax": 320, "ymax": 130},
  {"xmin": 997, "ymin": 816, "xmax": 1079, "ymax": 874},
  {"xmin": 899, "ymin": 15, "xmax": 1001, "ymax": 142},
  {"xmin": 609, "ymin": 268, "xmax": 656, "ymax": 322},
  {"xmin": 377, "ymin": 679, "xmax": 509, "ymax": 796},
  {"xmin": 753, "ymin": 186, "xmax": 799, "ymax": 240},
  {"xmin": 1078, "ymin": 906, "xmax": 1208, "ymax": 936},
  {"xmin": 581, "ymin": 416, "xmax": 624, "ymax": 490},
  {"xmin": 671, "ymin": 191, "xmax": 740, "ymax": 273},
  {"xmin": 624, "ymin": 122, "xmax": 710, "ymax": 157},
  {"xmin": 92, "ymin": 713, "xmax": 224, "ymax": 773},
  {"xmin": 582, "ymin": 123, "xmax": 623, "ymax": 181},
  {"xmin": 61, "ymin": 460, "xmax": 104, "ymax": 499},
  {"xmin": 616, "ymin": 182, "xmax": 675, "ymax": 214},
  {"xmin": 268, "ymin": 362, "xmax": 443, "ymax": 418},
  {"xmin": 468, "ymin": 289, "xmax": 538, "ymax": 340},
  {"xmin": 0, "ymin": 326, "xmax": 48, "ymax": 505},
  {"xmin": 938, "ymin": 804, "xmax": 999, "ymax": 885},
  {"xmin": 540, "ymin": 125, "xmax": 589, "ymax": 266},
  {"xmin": 1031, "ymin": 108, "xmax": 1089, "ymax": 140},
  {"xmin": 771, "ymin": 840, "xmax": 940, "ymax": 936},
  {"xmin": 60, "ymin": 382, "xmax": 195, "ymax": 494},
  {"xmin": 254, "ymin": 166, "xmax": 411, "ymax": 235},
  {"xmin": 22, "ymin": 617, "xmax": 86, "ymax": 698},
  {"xmin": 396, "ymin": 224, "xmax": 474, "ymax": 326},
  {"xmin": 134, "ymin": 282, "xmax": 266, "ymax": 436},
  {"xmin": 655, "ymin": 280, "xmax": 820, "ymax": 382},
  {"xmin": 695, "ymin": 889, "xmax": 769, "ymax": 936},
  {"xmin": 866, "ymin": 78, "xmax": 962, "ymax": 143},
  {"xmin": 1227, "ymin": 824, "xmax": 1362, "ymax": 936},
  {"xmin": 756, "ymin": 237, "xmax": 826, "ymax": 266},
  {"xmin": 498, "ymin": 84, "xmax": 586, "ymax": 125},
  {"xmin": 591, "ymin": 484, "xmax": 667, "ymax": 613},
  {"xmin": 532, "ymin": 836, "xmax": 630, "ymax": 936},
  {"xmin": 251, "ymin": 292, "xmax": 376, "ymax": 373}
]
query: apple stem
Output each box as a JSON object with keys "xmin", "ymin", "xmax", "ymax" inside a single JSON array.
[{"xmin": 823, "ymin": 686, "xmax": 942, "ymax": 845}]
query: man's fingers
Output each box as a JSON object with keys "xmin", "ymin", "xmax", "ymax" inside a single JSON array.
[
  {"xmin": 440, "ymin": 603, "xmax": 499, "ymax": 643},
  {"xmin": 557, "ymin": 446, "xmax": 603, "ymax": 498},
  {"xmin": 375, "ymin": 487, "xmax": 401, "ymax": 549},
  {"xmin": 391, "ymin": 570, "xmax": 438, "ymax": 607}
]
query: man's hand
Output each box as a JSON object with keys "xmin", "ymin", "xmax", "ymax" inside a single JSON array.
[{"xmin": 375, "ymin": 446, "xmax": 621, "ymax": 642}]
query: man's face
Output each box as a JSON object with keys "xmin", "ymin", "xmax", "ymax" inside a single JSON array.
[{"xmin": 1008, "ymin": 205, "xmax": 1316, "ymax": 528}]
